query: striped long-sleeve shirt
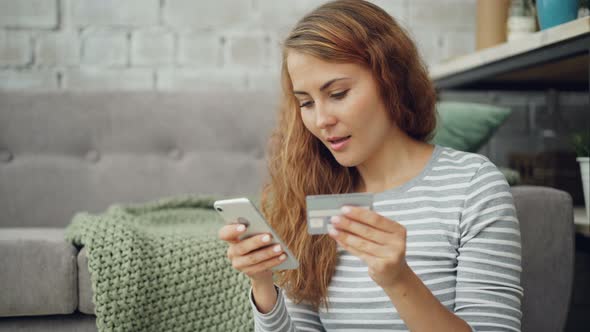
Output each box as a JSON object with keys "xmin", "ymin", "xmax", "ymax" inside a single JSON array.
[{"xmin": 249, "ymin": 144, "xmax": 524, "ymax": 332}]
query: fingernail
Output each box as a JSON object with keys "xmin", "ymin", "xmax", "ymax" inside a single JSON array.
[
  {"xmin": 330, "ymin": 216, "xmax": 341, "ymax": 224},
  {"xmin": 329, "ymin": 228, "xmax": 338, "ymax": 236},
  {"xmin": 236, "ymin": 224, "xmax": 246, "ymax": 232},
  {"xmin": 262, "ymin": 234, "xmax": 271, "ymax": 242},
  {"xmin": 273, "ymin": 244, "xmax": 281, "ymax": 252},
  {"xmin": 341, "ymin": 206, "xmax": 352, "ymax": 213},
  {"xmin": 279, "ymin": 254, "xmax": 286, "ymax": 260}
]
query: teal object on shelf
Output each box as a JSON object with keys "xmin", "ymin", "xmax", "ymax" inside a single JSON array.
[{"xmin": 536, "ymin": 0, "xmax": 579, "ymax": 30}]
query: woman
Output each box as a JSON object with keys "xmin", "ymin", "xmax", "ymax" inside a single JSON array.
[{"xmin": 218, "ymin": 1, "xmax": 523, "ymax": 331}]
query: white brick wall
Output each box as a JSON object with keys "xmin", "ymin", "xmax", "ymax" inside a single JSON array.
[
  {"xmin": 163, "ymin": 0, "xmax": 251, "ymax": 30},
  {"xmin": 131, "ymin": 29, "xmax": 175, "ymax": 66},
  {"xmin": 0, "ymin": 0, "xmax": 478, "ymax": 91},
  {"xmin": 408, "ymin": 0, "xmax": 476, "ymax": 29},
  {"xmin": 72, "ymin": 0, "xmax": 159, "ymax": 27},
  {"xmin": 81, "ymin": 29, "xmax": 128, "ymax": 66},
  {"xmin": 252, "ymin": 0, "xmax": 306, "ymax": 38},
  {"xmin": 0, "ymin": 31, "xmax": 32, "ymax": 66},
  {"xmin": 0, "ymin": 0, "xmax": 58, "ymax": 29},
  {"xmin": 35, "ymin": 32, "xmax": 80, "ymax": 66},
  {"xmin": 228, "ymin": 34, "xmax": 270, "ymax": 69},
  {"xmin": 0, "ymin": 69, "xmax": 58, "ymax": 90},
  {"xmin": 178, "ymin": 33, "xmax": 224, "ymax": 67}
]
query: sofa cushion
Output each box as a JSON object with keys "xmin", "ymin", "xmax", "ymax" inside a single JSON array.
[
  {"xmin": 432, "ymin": 101, "xmax": 512, "ymax": 153},
  {"xmin": 0, "ymin": 91, "xmax": 277, "ymax": 229},
  {"xmin": 0, "ymin": 228, "xmax": 78, "ymax": 316}
]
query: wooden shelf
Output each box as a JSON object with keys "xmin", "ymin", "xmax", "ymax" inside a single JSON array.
[{"xmin": 430, "ymin": 17, "xmax": 590, "ymax": 91}]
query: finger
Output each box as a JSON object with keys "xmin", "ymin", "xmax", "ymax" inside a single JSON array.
[
  {"xmin": 341, "ymin": 206, "xmax": 399, "ymax": 233},
  {"xmin": 330, "ymin": 227, "xmax": 390, "ymax": 258},
  {"xmin": 331, "ymin": 215, "xmax": 389, "ymax": 245},
  {"xmin": 334, "ymin": 237, "xmax": 372, "ymax": 262},
  {"xmin": 229, "ymin": 233, "xmax": 274, "ymax": 258},
  {"xmin": 242, "ymin": 251, "xmax": 288, "ymax": 276},
  {"xmin": 218, "ymin": 223, "xmax": 247, "ymax": 243},
  {"xmin": 233, "ymin": 243, "xmax": 284, "ymax": 271}
]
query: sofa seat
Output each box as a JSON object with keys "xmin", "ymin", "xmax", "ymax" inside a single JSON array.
[{"xmin": 0, "ymin": 228, "xmax": 78, "ymax": 317}]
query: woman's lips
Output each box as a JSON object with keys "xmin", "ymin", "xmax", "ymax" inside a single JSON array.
[{"xmin": 329, "ymin": 136, "xmax": 351, "ymax": 151}]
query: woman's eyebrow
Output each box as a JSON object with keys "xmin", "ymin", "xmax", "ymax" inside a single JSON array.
[{"xmin": 293, "ymin": 77, "xmax": 350, "ymax": 95}]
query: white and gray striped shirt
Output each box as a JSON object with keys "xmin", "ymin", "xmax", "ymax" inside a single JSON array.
[{"xmin": 250, "ymin": 144, "xmax": 523, "ymax": 332}]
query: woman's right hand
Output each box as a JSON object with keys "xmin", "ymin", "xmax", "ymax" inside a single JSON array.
[{"xmin": 218, "ymin": 223, "xmax": 287, "ymax": 283}]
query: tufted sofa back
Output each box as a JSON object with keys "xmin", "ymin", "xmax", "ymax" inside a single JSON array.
[{"xmin": 0, "ymin": 91, "xmax": 279, "ymax": 227}]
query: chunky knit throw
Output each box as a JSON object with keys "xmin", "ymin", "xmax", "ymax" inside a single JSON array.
[{"xmin": 65, "ymin": 195, "xmax": 254, "ymax": 332}]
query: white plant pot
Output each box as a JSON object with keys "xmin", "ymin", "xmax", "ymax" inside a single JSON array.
[{"xmin": 578, "ymin": 157, "xmax": 590, "ymax": 225}]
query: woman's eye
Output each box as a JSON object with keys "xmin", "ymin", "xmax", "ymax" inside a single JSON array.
[
  {"xmin": 300, "ymin": 100, "xmax": 314, "ymax": 108},
  {"xmin": 330, "ymin": 89, "xmax": 349, "ymax": 99}
]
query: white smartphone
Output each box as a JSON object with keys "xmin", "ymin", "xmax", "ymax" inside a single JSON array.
[{"xmin": 214, "ymin": 197, "xmax": 299, "ymax": 271}]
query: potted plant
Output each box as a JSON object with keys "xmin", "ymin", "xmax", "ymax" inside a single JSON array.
[{"xmin": 572, "ymin": 130, "xmax": 590, "ymax": 225}]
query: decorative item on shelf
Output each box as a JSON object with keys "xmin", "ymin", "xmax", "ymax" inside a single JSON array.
[
  {"xmin": 507, "ymin": 0, "xmax": 537, "ymax": 41},
  {"xmin": 580, "ymin": 0, "xmax": 590, "ymax": 18},
  {"xmin": 571, "ymin": 130, "xmax": 590, "ymax": 226},
  {"xmin": 476, "ymin": 0, "xmax": 511, "ymax": 50},
  {"xmin": 536, "ymin": 0, "xmax": 579, "ymax": 30}
]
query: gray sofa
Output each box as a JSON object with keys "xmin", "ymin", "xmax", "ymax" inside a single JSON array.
[{"xmin": 0, "ymin": 92, "xmax": 575, "ymax": 332}]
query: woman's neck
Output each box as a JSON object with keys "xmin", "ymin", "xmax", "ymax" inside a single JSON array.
[{"xmin": 354, "ymin": 133, "xmax": 434, "ymax": 194}]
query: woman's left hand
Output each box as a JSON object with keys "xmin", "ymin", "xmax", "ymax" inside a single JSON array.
[{"xmin": 329, "ymin": 205, "xmax": 410, "ymax": 289}]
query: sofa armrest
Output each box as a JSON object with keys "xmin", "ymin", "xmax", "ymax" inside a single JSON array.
[
  {"xmin": 511, "ymin": 185, "xmax": 575, "ymax": 332},
  {"xmin": 0, "ymin": 228, "xmax": 78, "ymax": 317}
]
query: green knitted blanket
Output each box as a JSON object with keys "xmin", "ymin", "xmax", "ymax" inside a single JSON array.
[{"xmin": 65, "ymin": 195, "xmax": 254, "ymax": 332}]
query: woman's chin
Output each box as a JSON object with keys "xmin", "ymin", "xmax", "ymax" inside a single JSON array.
[{"xmin": 332, "ymin": 154, "xmax": 359, "ymax": 168}]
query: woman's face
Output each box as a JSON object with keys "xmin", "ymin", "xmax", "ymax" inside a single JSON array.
[{"xmin": 287, "ymin": 51, "xmax": 395, "ymax": 167}]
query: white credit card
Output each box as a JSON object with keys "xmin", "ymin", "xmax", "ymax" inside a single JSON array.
[{"xmin": 306, "ymin": 193, "xmax": 374, "ymax": 235}]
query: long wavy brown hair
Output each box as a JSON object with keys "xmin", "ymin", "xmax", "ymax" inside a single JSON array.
[{"xmin": 260, "ymin": 0, "xmax": 437, "ymax": 311}]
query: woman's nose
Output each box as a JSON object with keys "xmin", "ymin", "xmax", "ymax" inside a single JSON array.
[{"xmin": 315, "ymin": 105, "xmax": 337, "ymax": 129}]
